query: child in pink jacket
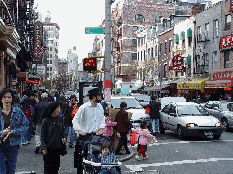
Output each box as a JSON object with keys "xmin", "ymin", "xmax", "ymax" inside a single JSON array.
[
  {"xmin": 131, "ymin": 122, "xmax": 156, "ymax": 160},
  {"xmin": 102, "ymin": 116, "xmax": 117, "ymax": 137}
]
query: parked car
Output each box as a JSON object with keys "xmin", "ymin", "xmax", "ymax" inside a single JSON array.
[
  {"xmin": 159, "ymin": 102, "xmax": 224, "ymax": 140},
  {"xmin": 131, "ymin": 94, "xmax": 150, "ymax": 107},
  {"xmin": 203, "ymin": 101, "xmax": 233, "ymax": 131},
  {"xmin": 108, "ymin": 96, "xmax": 150, "ymax": 128}
]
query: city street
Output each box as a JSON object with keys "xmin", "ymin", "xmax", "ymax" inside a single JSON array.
[{"xmin": 16, "ymin": 130, "xmax": 233, "ymax": 174}]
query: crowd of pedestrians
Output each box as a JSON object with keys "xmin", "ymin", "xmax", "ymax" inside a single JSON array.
[{"xmin": 0, "ymin": 87, "xmax": 159, "ymax": 174}]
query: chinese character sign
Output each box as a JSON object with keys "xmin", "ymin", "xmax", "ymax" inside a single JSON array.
[
  {"xmin": 231, "ymin": 0, "xmax": 233, "ymax": 11},
  {"xmin": 220, "ymin": 34, "xmax": 233, "ymax": 50},
  {"xmin": 172, "ymin": 55, "xmax": 183, "ymax": 67}
]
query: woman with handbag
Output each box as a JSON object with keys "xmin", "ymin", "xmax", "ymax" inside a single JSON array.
[{"xmin": 41, "ymin": 102, "xmax": 66, "ymax": 174}]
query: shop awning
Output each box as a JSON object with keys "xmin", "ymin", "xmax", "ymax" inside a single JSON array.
[
  {"xmin": 177, "ymin": 79, "xmax": 208, "ymax": 92},
  {"xmin": 187, "ymin": 28, "xmax": 192, "ymax": 38},
  {"xmin": 204, "ymin": 80, "xmax": 233, "ymax": 88},
  {"xmin": 174, "ymin": 34, "xmax": 179, "ymax": 43},
  {"xmin": 155, "ymin": 84, "xmax": 170, "ymax": 91},
  {"xmin": 180, "ymin": 31, "xmax": 185, "ymax": 40},
  {"xmin": 186, "ymin": 55, "xmax": 191, "ymax": 65}
]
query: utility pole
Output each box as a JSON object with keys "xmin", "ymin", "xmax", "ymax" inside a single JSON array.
[
  {"xmin": 159, "ymin": 42, "xmax": 163, "ymax": 98},
  {"xmin": 104, "ymin": 0, "xmax": 113, "ymax": 101}
]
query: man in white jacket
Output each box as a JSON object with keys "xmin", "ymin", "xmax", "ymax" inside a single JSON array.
[{"xmin": 72, "ymin": 88, "xmax": 105, "ymax": 173}]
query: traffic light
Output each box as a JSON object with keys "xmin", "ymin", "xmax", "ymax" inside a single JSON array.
[{"xmin": 83, "ymin": 58, "xmax": 97, "ymax": 71}]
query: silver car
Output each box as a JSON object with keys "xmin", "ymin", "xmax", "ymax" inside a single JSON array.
[
  {"xmin": 203, "ymin": 101, "xmax": 233, "ymax": 131},
  {"xmin": 131, "ymin": 94, "xmax": 150, "ymax": 107}
]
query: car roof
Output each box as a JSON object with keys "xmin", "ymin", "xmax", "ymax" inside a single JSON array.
[
  {"xmin": 111, "ymin": 96, "xmax": 136, "ymax": 99},
  {"xmin": 170, "ymin": 102, "xmax": 199, "ymax": 106}
]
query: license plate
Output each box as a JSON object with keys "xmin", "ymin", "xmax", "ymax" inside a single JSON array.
[{"xmin": 204, "ymin": 131, "xmax": 213, "ymax": 136}]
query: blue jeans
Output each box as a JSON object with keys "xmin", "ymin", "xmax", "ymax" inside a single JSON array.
[
  {"xmin": 0, "ymin": 145, "xmax": 19, "ymax": 174},
  {"xmin": 65, "ymin": 126, "xmax": 75, "ymax": 146},
  {"xmin": 98, "ymin": 167, "xmax": 119, "ymax": 174},
  {"xmin": 151, "ymin": 119, "xmax": 159, "ymax": 134}
]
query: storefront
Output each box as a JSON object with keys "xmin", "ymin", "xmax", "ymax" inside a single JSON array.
[
  {"xmin": 177, "ymin": 78, "xmax": 208, "ymax": 101},
  {"xmin": 204, "ymin": 68, "xmax": 233, "ymax": 101}
]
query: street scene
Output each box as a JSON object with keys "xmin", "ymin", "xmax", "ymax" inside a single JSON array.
[{"xmin": 1, "ymin": 0, "xmax": 233, "ymax": 173}]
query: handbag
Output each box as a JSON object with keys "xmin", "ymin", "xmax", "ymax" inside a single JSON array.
[
  {"xmin": 71, "ymin": 105, "xmax": 78, "ymax": 118},
  {"xmin": 61, "ymin": 143, "xmax": 67, "ymax": 156},
  {"xmin": 145, "ymin": 107, "xmax": 150, "ymax": 114},
  {"xmin": 130, "ymin": 132, "xmax": 136, "ymax": 146}
]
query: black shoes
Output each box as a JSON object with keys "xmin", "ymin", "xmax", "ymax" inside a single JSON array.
[{"xmin": 35, "ymin": 146, "xmax": 41, "ymax": 154}]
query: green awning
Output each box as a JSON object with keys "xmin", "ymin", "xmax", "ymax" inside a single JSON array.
[
  {"xmin": 186, "ymin": 55, "xmax": 191, "ymax": 65},
  {"xmin": 180, "ymin": 31, "xmax": 185, "ymax": 40},
  {"xmin": 187, "ymin": 28, "xmax": 192, "ymax": 38},
  {"xmin": 175, "ymin": 34, "xmax": 179, "ymax": 43}
]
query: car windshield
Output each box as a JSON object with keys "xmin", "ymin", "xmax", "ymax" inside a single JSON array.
[
  {"xmin": 177, "ymin": 104, "xmax": 203, "ymax": 116},
  {"xmin": 221, "ymin": 103, "xmax": 233, "ymax": 111},
  {"xmin": 111, "ymin": 98, "xmax": 143, "ymax": 109},
  {"xmin": 133, "ymin": 95, "xmax": 150, "ymax": 102}
]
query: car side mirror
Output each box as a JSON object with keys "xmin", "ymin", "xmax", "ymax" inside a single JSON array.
[{"xmin": 170, "ymin": 113, "xmax": 177, "ymax": 117}]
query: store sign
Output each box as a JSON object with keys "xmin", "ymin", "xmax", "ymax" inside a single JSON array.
[
  {"xmin": 220, "ymin": 34, "xmax": 233, "ymax": 50},
  {"xmin": 177, "ymin": 82, "xmax": 202, "ymax": 90},
  {"xmin": 231, "ymin": 0, "xmax": 233, "ymax": 11},
  {"xmin": 204, "ymin": 80, "xmax": 232, "ymax": 88},
  {"xmin": 172, "ymin": 55, "xmax": 183, "ymax": 67},
  {"xmin": 34, "ymin": 21, "xmax": 43, "ymax": 63},
  {"xmin": 209, "ymin": 68, "xmax": 233, "ymax": 81},
  {"xmin": 168, "ymin": 66, "xmax": 186, "ymax": 72}
]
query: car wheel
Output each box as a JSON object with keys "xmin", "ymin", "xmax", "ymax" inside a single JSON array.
[
  {"xmin": 213, "ymin": 134, "xmax": 221, "ymax": 140},
  {"xmin": 177, "ymin": 126, "xmax": 185, "ymax": 140},
  {"xmin": 221, "ymin": 118, "xmax": 229, "ymax": 132},
  {"xmin": 159, "ymin": 121, "xmax": 165, "ymax": 134}
]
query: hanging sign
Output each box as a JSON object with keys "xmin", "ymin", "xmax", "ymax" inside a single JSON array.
[{"xmin": 172, "ymin": 55, "xmax": 183, "ymax": 67}]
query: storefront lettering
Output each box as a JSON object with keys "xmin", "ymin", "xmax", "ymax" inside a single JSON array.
[
  {"xmin": 220, "ymin": 34, "xmax": 233, "ymax": 50},
  {"xmin": 209, "ymin": 69, "xmax": 233, "ymax": 81}
]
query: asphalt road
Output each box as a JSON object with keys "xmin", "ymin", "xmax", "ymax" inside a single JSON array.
[{"xmin": 15, "ymin": 130, "xmax": 233, "ymax": 174}]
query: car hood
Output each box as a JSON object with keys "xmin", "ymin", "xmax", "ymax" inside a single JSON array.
[
  {"xmin": 180, "ymin": 116, "xmax": 219, "ymax": 126},
  {"xmin": 127, "ymin": 108, "xmax": 149, "ymax": 121},
  {"xmin": 222, "ymin": 111, "xmax": 233, "ymax": 117}
]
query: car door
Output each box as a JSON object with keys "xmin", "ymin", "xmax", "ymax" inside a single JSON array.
[
  {"xmin": 211, "ymin": 103, "xmax": 222, "ymax": 120},
  {"xmin": 160, "ymin": 104, "xmax": 171, "ymax": 129},
  {"xmin": 166, "ymin": 104, "xmax": 177, "ymax": 130}
]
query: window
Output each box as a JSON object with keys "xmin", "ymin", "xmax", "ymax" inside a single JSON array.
[
  {"xmin": 164, "ymin": 64, "xmax": 167, "ymax": 78},
  {"xmin": 164, "ymin": 42, "xmax": 167, "ymax": 55},
  {"xmin": 204, "ymin": 53, "xmax": 209, "ymax": 72},
  {"xmin": 213, "ymin": 20, "xmax": 219, "ymax": 37},
  {"xmin": 47, "ymin": 34, "xmax": 50, "ymax": 38},
  {"xmin": 188, "ymin": 37, "xmax": 192, "ymax": 47},
  {"xmin": 135, "ymin": 14, "xmax": 145, "ymax": 22},
  {"xmin": 144, "ymin": 50, "xmax": 145, "ymax": 60},
  {"xmin": 151, "ymin": 47, "xmax": 154, "ymax": 57},
  {"xmin": 160, "ymin": 42, "xmax": 163, "ymax": 53},
  {"xmin": 50, "ymin": 67, "xmax": 52, "ymax": 71},
  {"xmin": 50, "ymin": 54, "xmax": 52, "ymax": 58},
  {"xmin": 224, "ymin": 51, "xmax": 230, "ymax": 68},
  {"xmin": 48, "ymin": 40, "xmax": 54, "ymax": 45},
  {"xmin": 169, "ymin": 40, "xmax": 172, "ymax": 53},
  {"xmin": 225, "ymin": 15, "xmax": 231, "ymax": 30},
  {"xmin": 155, "ymin": 16, "xmax": 162, "ymax": 23},
  {"xmin": 133, "ymin": 26, "xmax": 138, "ymax": 32},
  {"xmin": 197, "ymin": 26, "xmax": 201, "ymax": 41},
  {"xmin": 50, "ymin": 60, "xmax": 52, "ymax": 64},
  {"xmin": 141, "ymin": 51, "xmax": 143, "ymax": 61},
  {"xmin": 50, "ymin": 47, "xmax": 53, "ymax": 51},
  {"xmin": 132, "ymin": 53, "xmax": 137, "ymax": 60},
  {"xmin": 47, "ymin": 67, "xmax": 49, "ymax": 71},
  {"xmin": 132, "ymin": 39, "xmax": 137, "ymax": 47},
  {"xmin": 205, "ymin": 23, "xmax": 209, "ymax": 39},
  {"xmin": 212, "ymin": 51, "xmax": 217, "ymax": 70},
  {"xmin": 182, "ymin": 40, "xmax": 185, "ymax": 47},
  {"xmin": 155, "ymin": 45, "xmax": 158, "ymax": 57}
]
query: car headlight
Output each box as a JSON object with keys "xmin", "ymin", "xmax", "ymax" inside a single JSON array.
[
  {"xmin": 186, "ymin": 123, "xmax": 198, "ymax": 127},
  {"xmin": 216, "ymin": 122, "xmax": 223, "ymax": 127}
]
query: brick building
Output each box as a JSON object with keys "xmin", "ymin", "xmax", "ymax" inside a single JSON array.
[{"xmin": 111, "ymin": 0, "xmax": 191, "ymax": 83}]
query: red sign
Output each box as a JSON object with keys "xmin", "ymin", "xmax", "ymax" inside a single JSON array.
[
  {"xmin": 231, "ymin": 0, "xmax": 233, "ymax": 11},
  {"xmin": 83, "ymin": 58, "xmax": 97, "ymax": 71},
  {"xmin": 168, "ymin": 66, "xmax": 186, "ymax": 72},
  {"xmin": 204, "ymin": 80, "xmax": 233, "ymax": 88},
  {"xmin": 172, "ymin": 55, "xmax": 183, "ymax": 67},
  {"xmin": 220, "ymin": 34, "xmax": 233, "ymax": 50},
  {"xmin": 104, "ymin": 80, "xmax": 111, "ymax": 88},
  {"xmin": 209, "ymin": 68, "xmax": 233, "ymax": 81}
]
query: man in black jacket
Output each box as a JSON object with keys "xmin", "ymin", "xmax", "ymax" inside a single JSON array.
[
  {"xmin": 148, "ymin": 96, "xmax": 161, "ymax": 136},
  {"xmin": 31, "ymin": 93, "xmax": 50, "ymax": 154}
]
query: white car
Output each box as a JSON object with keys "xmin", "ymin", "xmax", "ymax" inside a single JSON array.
[
  {"xmin": 108, "ymin": 96, "xmax": 149, "ymax": 128},
  {"xmin": 131, "ymin": 94, "xmax": 150, "ymax": 107},
  {"xmin": 159, "ymin": 102, "xmax": 224, "ymax": 140}
]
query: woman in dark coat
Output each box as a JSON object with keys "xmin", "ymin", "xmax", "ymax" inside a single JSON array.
[
  {"xmin": 114, "ymin": 102, "xmax": 133, "ymax": 155},
  {"xmin": 41, "ymin": 102, "xmax": 66, "ymax": 174}
]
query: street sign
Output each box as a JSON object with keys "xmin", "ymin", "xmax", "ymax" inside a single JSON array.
[{"xmin": 85, "ymin": 27, "xmax": 104, "ymax": 34}]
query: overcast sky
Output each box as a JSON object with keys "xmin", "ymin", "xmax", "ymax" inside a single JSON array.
[{"xmin": 34, "ymin": 0, "xmax": 220, "ymax": 64}]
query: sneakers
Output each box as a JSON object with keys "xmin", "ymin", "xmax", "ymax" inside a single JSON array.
[
  {"xmin": 35, "ymin": 146, "xmax": 41, "ymax": 154},
  {"xmin": 135, "ymin": 155, "xmax": 141, "ymax": 160},
  {"xmin": 143, "ymin": 156, "xmax": 148, "ymax": 160}
]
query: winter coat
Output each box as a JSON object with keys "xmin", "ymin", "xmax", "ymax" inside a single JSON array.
[
  {"xmin": 102, "ymin": 117, "xmax": 117, "ymax": 136},
  {"xmin": 114, "ymin": 109, "xmax": 133, "ymax": 133},
  {"xmin": 31, "ymin": 100, "xmax": 50, "ymax": 125},
  {"xmin": 131, "ymin": 128, "xmax": 155, "ymax": 145},
  {"xmin": 148, "ymin": 100, "xmax": 161, "ymax": 119}
]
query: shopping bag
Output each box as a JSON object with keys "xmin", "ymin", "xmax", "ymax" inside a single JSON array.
[
  {"xmin": 130, "ymin": 132, "xmax": 136, "ymax": 146},
  {"xmin": 71, "ymin": 105, "xmax": 78, "ymax": 118},
  {"xmin": 145, "ymin": 107, "xmax": 150, "ymax": 114}
]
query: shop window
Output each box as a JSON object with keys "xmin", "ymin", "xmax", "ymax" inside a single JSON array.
[
  {"xmin": 224, "ymin": 51, "xmax": 230, "ymax": 68},
  {"xmin": 225, "ymin": 14, "xmax": 231, "ymax": 31}
]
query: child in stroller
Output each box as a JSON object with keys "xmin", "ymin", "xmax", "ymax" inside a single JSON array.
[{"xmin": 82, "ymin": 134, "xmax": 121, "ymax": 174}]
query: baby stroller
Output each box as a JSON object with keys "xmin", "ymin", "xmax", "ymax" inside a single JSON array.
[{"xmin": 82, "ymin": 134, "xmax": 122, "ymax": 174}]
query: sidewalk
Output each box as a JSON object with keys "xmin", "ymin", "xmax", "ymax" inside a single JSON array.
[{"xmin": 116, "ymin": 144, "xmax": 135, "ymax": 162}]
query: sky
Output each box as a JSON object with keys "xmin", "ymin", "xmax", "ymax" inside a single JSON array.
[{"xmin": 34, "ymin": 0, "xmax": 220, "ymax": 64}]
